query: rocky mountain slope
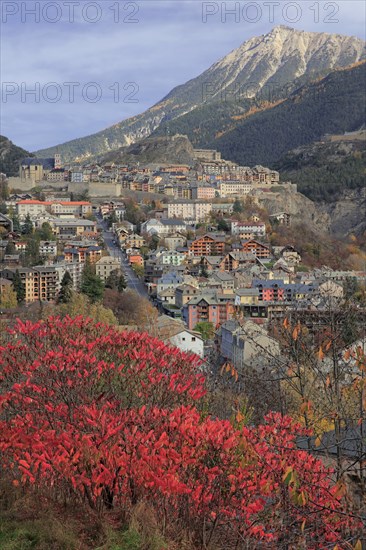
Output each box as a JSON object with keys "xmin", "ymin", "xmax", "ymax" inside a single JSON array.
[
  {"xmin": 258, "ymin": 188, "xmax": 331, "ymax": 231},
  {"xmin": 257, "ymin": 186, "xmax": 365, "ymax": 238},
  {"xmin": 35, "ymin": 26, "xmax": 365, "ymax": 162},
  {"xmin": 319, "ymin": 188, "xmax": 366, "ymax": 237},
  {"xmin": 97, "ymin": 134, "xmax": 195, "ymax": 166},
  {"xmin": 0, "ymin": 136, "xmax": 33, "ymax": 177},
  {"xmin": 274, "ymin": 130, "xmax": 366, "ymax": 201}
]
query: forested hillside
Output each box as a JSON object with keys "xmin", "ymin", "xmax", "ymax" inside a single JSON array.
[
  {"xmin": 274, "ymin": 135, "xmax": 366, "ymax": 201},
  {"xmin": 212, "ymin": 62, "xmax": 366, "ymax": 167},
  {"xmin": 0, "ymin": 136, "xmax": 33, "ymax": 177}
]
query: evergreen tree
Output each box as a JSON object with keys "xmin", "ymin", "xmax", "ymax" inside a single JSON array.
[
  {"xmin": 149, "ymin": 234, "xmax": 160, "ymax": 250},
  {"xmin": 0, "ymin": 177, "xmax": 9, "ymax": 201},
  {"xmin": 233, "ymin": 199, "xmax": 243, "ymax": 214},
  {"xmin": 105, "ymin": 269, "xmax": 127, "ymax": 293},
  {"xmin": 199, "ymin": 257, "xmax": 209, "ymax": 278},
  {"xmin": 57, "ymin": 271, "xmax": 73, "ymax": 304},
  {"xmin": 9, "ymin": 211, "xmax": 21, "ymax": 233},
  {"xmin": 117, "ymin": 273, "xmax": 127, "ymax": 293},
  {"xmin": 107, "ymin": 211, "xmax": 118, "ymax": 228},
  {"xmin": 39, "ymin": 222, "xmax": 54, "ymax": 241},
  {"xmin": 12, "ymin": 270, "xmax": 25, "ymax": 303},
  {"xmin": 343, "ymin": 276, "xmax": 359, "ymax": 301},
  {"xmin": 5, "ymin": 240, "xmax": 16, "ymax": 254},
  {"xmin": 22, "ymin": 214, "xmax": 33, "ymax": 235},
  {"xmin": 105, "ymin": 269, "xmax": 119, "ymax": 290},
  {"xmin": 24, "ymin": 238, "xmax": 41, "ymax": 267},
  {"xmin": 217, "ymin": 218, "xmax": 230, "ymax": 232},
  {"xmin": 81, "ymin": 261, "xmax": 104, "ymax": 303}
]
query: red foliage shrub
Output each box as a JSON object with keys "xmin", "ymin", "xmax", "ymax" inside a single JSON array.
[{"xmin": 0, "ymin": 317, "xmax": 359, "ymax": 548}]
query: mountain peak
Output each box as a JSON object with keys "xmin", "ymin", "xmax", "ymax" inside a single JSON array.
[
  {"xmin": 36, "ymin": 28, "xmax": 365, "ymax": 161},
  {"xmin": 269, "ymin": 25, "xmax": 296, "ymax": 34}
]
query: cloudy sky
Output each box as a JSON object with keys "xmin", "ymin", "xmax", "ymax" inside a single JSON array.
[{"xmin": 1, "ymin": 0, "xmax": 365, "ymax": 151}]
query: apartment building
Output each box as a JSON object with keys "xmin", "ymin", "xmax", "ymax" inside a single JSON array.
[
  {"xmin": 191, "ymin": 186, "xmax": 216, "ymax": 200},
  {"xmin": 251, "ymin": 166, "xmax": 280, "ymax": 184},
  {"xmin": 56, "ymin": 261, "xmax": 84, "ymax": 291},
  {"xmin": 185, "ymin": 295, "xmax": 234, "ymax": 331},
  {"xmin": 39, "ymin": 241, "xmax": 58, "ymax": 257},
  {"xmin": 141, "ymin": 218, "xmax": 187, "ymax": 236},
  {"xmin": 1, "ymin": 268, "xmax": 39, "ymax": 303},
  {"xmin": 53, "ymin": 219, "xmax": 97, "ymax": 239},
  {"xmin": 17, "ymin": 200, "xmax": 47, "ymax": 219},
  {"xmin": 0, "ymin": 266, "xmax": 60, "ymax": 302},
  {"xmin": 123, "ymin": 234, "xmax": 146, "ymax": 250},
  {"xmin": 231, "ymin": 221, "xmax": 266, "ymax": 237},
  {"xmin": 159, "ymin": 251, "xmax": 186, "ymax": 266},
  {"xmin": 17, "ymin": 200, "xmax": 92, "ymax": 220},
  {"xmin": 64, "ymin": 245, "xmax": 102, "ymax": 264},
  {"xmin": 219, "ymin": 181, "xmax": 252, "ymax": 197},
  {"xmin": 175, "ymin": 284, "xmax": 200, "ymax": 309},
  {"xmin": 164, "ymin": 234, "xmax": 186, "ymax": 251},
  {"xmin": 189, "ymin": 234, "xmax": 226, "ymax": 257},
  {"xmin": 95, "ymin": 256, "xmax": 121, "ymax": 282},
  {"xmin": 157, "ymin": 271, "xmax": 184, "ymax": 294},
  {"xmin": 50, "ymin": 201, "xmax": 92, "ymax": 217},
  {"xmin": 47, "ymin": 169, "xmax": 66, "ymax": 182},
  {"xmin": 219, "ymin": 252, "xmax": 256, "ymax": 271},
  {"xmin": 234, "ymin": 288, "xmax": 260, "ymax": 306},
  {"xmin": 35, "ymin": 266, "xmax": 59, "ymax": 302},
  {"xmin": 70, "ymin": 171, "xmax": 84, "ymax": 183},
  {"xmin": 231, "ymin": 321, "xmax": 280, "ymax": 371},
  {"xmin": 241, "ymin": 240, "xmax": 271, "ymax": 259},
  {"xmin": 167, "ymin": 201, "xmax": 212, "ymax": 222}
]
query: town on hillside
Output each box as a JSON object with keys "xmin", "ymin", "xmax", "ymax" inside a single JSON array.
[
  {"xmin": 1, "ymin": 19, "xmax": 366, "ymax": 548},
  {"xmin": 0, "ymin": 148, "xmax": 364, "ymax": 365}
]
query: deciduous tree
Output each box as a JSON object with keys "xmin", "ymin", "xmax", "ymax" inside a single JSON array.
[
  {"xmin": 194, "ymin": 321, "xmax": 214, "ymax": 341},
  {"xmin": 103, "ymin": 289, "xmax": 157, "ymax": 330},
  {"xmin": 47, "ymin": 292, "xmax": 118, "ymax": 326},
  {"xmin": 0, "ymin": 317, "xmax": 360, "ymax": 548},
  {"xmin": 0, "ymin": 284, "xmax": 17, "ymax": 309}
]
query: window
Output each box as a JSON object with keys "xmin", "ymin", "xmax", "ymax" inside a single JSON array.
[
  {"xmin": 182, "ymin": 337, "xmax": 185, "ymax": 341},
  {"xmin": 192, "ymin": 337, "xmax": 196, "ymax": 342}
]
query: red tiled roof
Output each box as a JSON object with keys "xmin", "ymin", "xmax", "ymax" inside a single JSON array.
[{"xmin": 18, "ymin": 200, "xmax": 91, "ymax": 206}]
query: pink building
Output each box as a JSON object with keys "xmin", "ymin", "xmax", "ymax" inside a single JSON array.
[
  {"xmin": 191, "ymin": 186, "xmax": 216, "ymax": 200},
  {"xmin": 185, "ymin": 296, "xmax": 234, "ymax": 330}
]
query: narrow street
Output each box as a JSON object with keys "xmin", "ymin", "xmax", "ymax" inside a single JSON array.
[{"xmin": 97, "ymin": 217, "xmax": 149, "ymax": 299}]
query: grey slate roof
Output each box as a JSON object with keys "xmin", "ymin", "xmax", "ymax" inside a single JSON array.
[
  {"xmin": 297, "ymin": 422, "xmax": 366, "ymax": 459},
  {"xmin": 21, "ymin": 157, "xmax": 55, "ymax": 170},
  {"xmin": 161, "ymin": 219, "xmax": 186, "ymax": 226}
]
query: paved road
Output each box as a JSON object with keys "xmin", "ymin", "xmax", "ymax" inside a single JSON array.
[{"xmin": 97, "ymin": 218, "xmax": 149, "ymax": 298}]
